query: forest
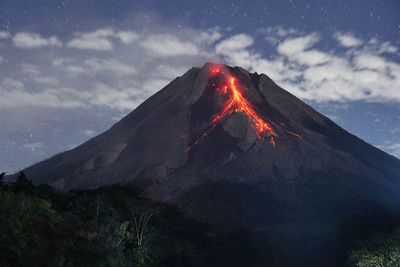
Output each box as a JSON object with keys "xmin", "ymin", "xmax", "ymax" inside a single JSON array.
[{"xmin": 1, "ymin": 172, "xmax": 399, "ymax": 266}]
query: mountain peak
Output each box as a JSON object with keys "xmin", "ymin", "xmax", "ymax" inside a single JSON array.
[
  {"xmin": 22, "ymin": 63, "xmax": 400, "ymax": 193},
  {"xmin": 18, "ymin": 62, "xmax": 400, "ymax": 263}
]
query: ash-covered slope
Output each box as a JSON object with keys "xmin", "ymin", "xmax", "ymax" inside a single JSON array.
[{"xmin": 22, "ymin": 63, "xmax": 400, "ymax": 264}]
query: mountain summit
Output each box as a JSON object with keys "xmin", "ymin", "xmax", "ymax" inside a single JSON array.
[{"xmin": 22, "ymin": 62, "xmax": 400, "ymax": 265}]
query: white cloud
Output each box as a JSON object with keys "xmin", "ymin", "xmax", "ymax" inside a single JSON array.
[
  {"xmin": 115, "ymin": 31, "xmax": 138, "ymax": 44},
  {"xmin": 334, "ymin": 32, "xmax": 363, "ymax": 47},
  {"xmin": 216, "ymin": 29, "xmax": 400, "ymax": 103},
  {"xmin": 195, "ymin": 27, "xmax": 222, "ymax": 44},
  {"xmin": 67, "ymin": 28, "xmax": 114, "ymax": 51},
  {"xmin": 64, "ymin": 65, "xmax": 88, "ymax": 75},
  {"xmin": 85, "ymin": 58, "xmax": 136, "ymax": 76},
  {"xmin": 13, "ymin": 32, "xmax": 62, "ymax": 48},
  {"xmin": 53, "ymin": 58, "xmax": 70, "ymax": 67},
  {"xmin": 290, "ymin": 49, "xmax": 333, "ymax": 66},
  {"xmin": 67, "ymin": 35, "xmax": 113, "ymax": 51},
  {"xmin": 379, "ymin": 42, "xmax": 398, "ymax": 54},
  {"xmin": 277, "ymin": 33, "xmax": 320, "ymax": 55},
  {"xmin": 0, "ymin": 56, "xmax": 3, "ymax": 64},
  {"xmin": 66, "ymin": 28, "xmax": 139, "ymax": 50},
  {"xmin": 0, "ymin": 31, "xmax": 11, "ymax": 39},
  {"xmin": 3, "ymin": 26, "xmax": 400, "ymax": 114},
  {"xmin": 0, "ymin": 85, "xmax": 85, "ymax": 109},
  {"xmin": 34, "ymin": 77, "xmax": 58, "ymax": 85},
  {"xmin": 381, "ymin": 143, "xmax": 400, "ymax": 159},
  {"xmin": 2, "ymin": 78, "xmax": 24, "ymax": 90},
  {"xmin": 21, "ymin": 63, "xmax": 40, "ymax": 75},
  {"xmin": 260, "ymin": 26, "xmax": 300, "ymax": 45},
  {"xmin": 141, "ymin": 34, "xmax": 199, "ymax": 57},
  {"xmin": 88, "ymin": 82, "xmax": 139, "ymax": 110},
  {"xmin": 83, "ymin": 129, "xmax": 96, "ymax": 137},
  {"xmin": 215, "ymin": 34, "xmax": 253, "ymax": 53}
]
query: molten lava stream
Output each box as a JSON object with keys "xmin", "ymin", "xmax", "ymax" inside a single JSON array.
[{"xmin": 184, "ymin": 67, "xmax": 301, "ymax": 152}]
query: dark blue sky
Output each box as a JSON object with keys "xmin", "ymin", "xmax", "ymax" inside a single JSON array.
[
  {"xmin": 2, "ymin": 0, "xmax": 399, "ymax": 37},
  {"xmin": 0, "ymin": 0, "xmax": 399, "ymax": 172}
]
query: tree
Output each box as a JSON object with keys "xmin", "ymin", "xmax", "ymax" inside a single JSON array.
[
  {"xmin": 0, "ymin": 172, "xmax": 5, "ymax": 190},
  {"xmin": 348, "ymin": 228, "xmax": 400, "ymax": 266},
  {"xmin": 131, "ymin": 207, "xmax": 154, "ymax": 247},
  {"xmin": 14, "ymin": 171, "xmax": 33, "ymax": 193}
]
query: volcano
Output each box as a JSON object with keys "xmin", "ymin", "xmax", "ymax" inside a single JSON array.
[{"xmin": 21, "ymin": 63, "xmax": 400, "ymax": 265}]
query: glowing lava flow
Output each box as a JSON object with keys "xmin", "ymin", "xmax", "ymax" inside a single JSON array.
[{"xmin": 184, "ymin": 67, "xmax": 301, "ymax": 152}]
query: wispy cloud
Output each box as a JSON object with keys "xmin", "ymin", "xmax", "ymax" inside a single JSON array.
[
  {"xmin": 216, "ymin": 28, "xmax": 400, "ymax": 103},
  {"xmin": 13, "ymin": 32, "xmax": 62, "ymax": 48},
  {"xmin": 379, "ymin": 143, "xmax": 400, "ymax": 159},
  {"xmin": 66, "ymin": 27, "xmax": 138, "ymax": 50},
  {"xmin": 1, "ymin": 26, "xmax": 399, "ymax": 113},
  {"xmin": 83, "ymin": 129, "xmax": 97, "ymax": 137},
  {"xmin": 334, "ymin": 32, "xmax": 363, "ymax": 47},
  {"xmin": 84, "ymin": 58, "xmax": 137, "ymax": 76},
  {"xmin": 0, "ymin": 31, "xmax": 11, "ymax": 39},
  {"xmin": 140, "ymin": 34, "xmax": 199, "ymax": 57},
  {"xmin": 215, "ymin": 33, "xmax": 253, "ymax": 52}
]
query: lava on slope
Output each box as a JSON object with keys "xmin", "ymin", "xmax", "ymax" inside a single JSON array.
[{"xmin": 184, "ymin": 65, "xmax": 302, "ymax": 152}]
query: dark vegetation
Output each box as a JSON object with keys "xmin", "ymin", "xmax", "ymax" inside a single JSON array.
[
  {"xmin": 0, "ymin": 172, "xmax": 214, "ymax": 267},
  {"xmin": 347, "ymin": 227, "xmax": 400, "ymax": 266},
  {"xmin": 1, "ymin": 171, "xmax": 400, "ymax": 266}
]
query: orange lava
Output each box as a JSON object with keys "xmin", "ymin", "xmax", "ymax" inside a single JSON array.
[{"xmin": 184, "ymin": 66, "xmax": 301, "ymax": 152}]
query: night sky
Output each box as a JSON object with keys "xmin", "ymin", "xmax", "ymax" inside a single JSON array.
[{"xmin": 0, "ymin": 0, "xmax": 399, "ymax": 173}]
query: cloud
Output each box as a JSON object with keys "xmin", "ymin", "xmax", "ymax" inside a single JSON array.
[
  {"xmin": 216, "ymin": 29, "xmax": 400, "ymax": 103},
  {"xmin": 67, "ymin": 34, "xmax": 113, "ymax": 51},
  {"xmin": 13, "ymin": 32, "xmax": 62, "ymax": 48},
  {"xmin": 378, "ymin": 42, "xmax": 398, "ymax": 54},
  {"xmin": 83, "ymin": 129, "xmax": 96, "ymax": 137},
  {"xmin": 84, "ymin": 58, "xmax": 136, "ymax": 76},
  {"xmin": 0, "ymin": 31, "xmax": 10, "ymax": 39},
  {"xmin": 277, "ymin": 33, "xmax": 320, "ymax": 55},
  {"xmin": 215, "ymin": 33, "xmax": 253, "ymax": 53},
  {"xmin": 87, "ymin": 82, "xmax": 140, "ymax": 110},
  {"xmin": 195, "ymin": 27, "xmax": 222, "ymax": 44},
  {"xmin": 115, "ymin": 31, "xmax": 139, "ymax": 44},
  {"xmin": 334, "ymin": 32, "xmax": 363, "ymax": 47},
  {"xmin": 0, "ymin": 56, "xmax": 4, "ymax": 64},
  {"xmin": 380, "ymin": 143, "xmax": 400, "ymax": 159},
  {"xmin": 277, "ymin": 34, "xmax": 332, "ymax": 66},
  {"xmin": 0, "ymin": 86, "xmax": 85, "ymax": 109},
  {"xmin": 259, "ymin": 25, "xmax": 299, "ymax": 44},
  {"xmin": 21, "ymin": 63, "xmax": 40, "ymax": 75},
  {"xmin": 34, "ymin": 77, "xmax": 58, "ymax": 85},
  {"xmin": 53, "ymin": 57, "xmax": 70, "ymax": 67},
  {"xmin": 2, "ymin": 78, "xmax": 24, "ymax": 90},
  {"xmin": 64, "ymin": 65, "xmax": 88, "ymax": 76},
  {"xmin": 66, "ymin": 28, "xmax": 139, "ymax": 50},
  {"xmin": 141, "ymin": 34, "xmax": 199, "ymax": 57},
  {"xmin": 3, "ymin": 26, "xmax": 399, "ymax": 114}
]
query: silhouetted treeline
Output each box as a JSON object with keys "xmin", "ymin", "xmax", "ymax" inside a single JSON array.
[
  {"xmin": 1, "ymin": 172, "xmax": 399, "ymax": 266},
  {"xmin": 0, "ymin": 172, "xmax": 211, "ymax": 267}
]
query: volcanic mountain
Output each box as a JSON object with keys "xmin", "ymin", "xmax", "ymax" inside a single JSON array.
[{"xmin": 21, "ymin": 63, "xmax": 400, "ymax": 265}]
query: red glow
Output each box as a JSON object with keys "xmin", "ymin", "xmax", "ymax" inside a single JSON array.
[{"xmin": 184, "ymin": 66, "xmax": 301, "ymax": 152}]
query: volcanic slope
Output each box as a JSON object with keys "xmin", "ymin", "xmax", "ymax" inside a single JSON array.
[{"xmin": 22, "ymin": 63, "xmax": 400, "ymax": 265}]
